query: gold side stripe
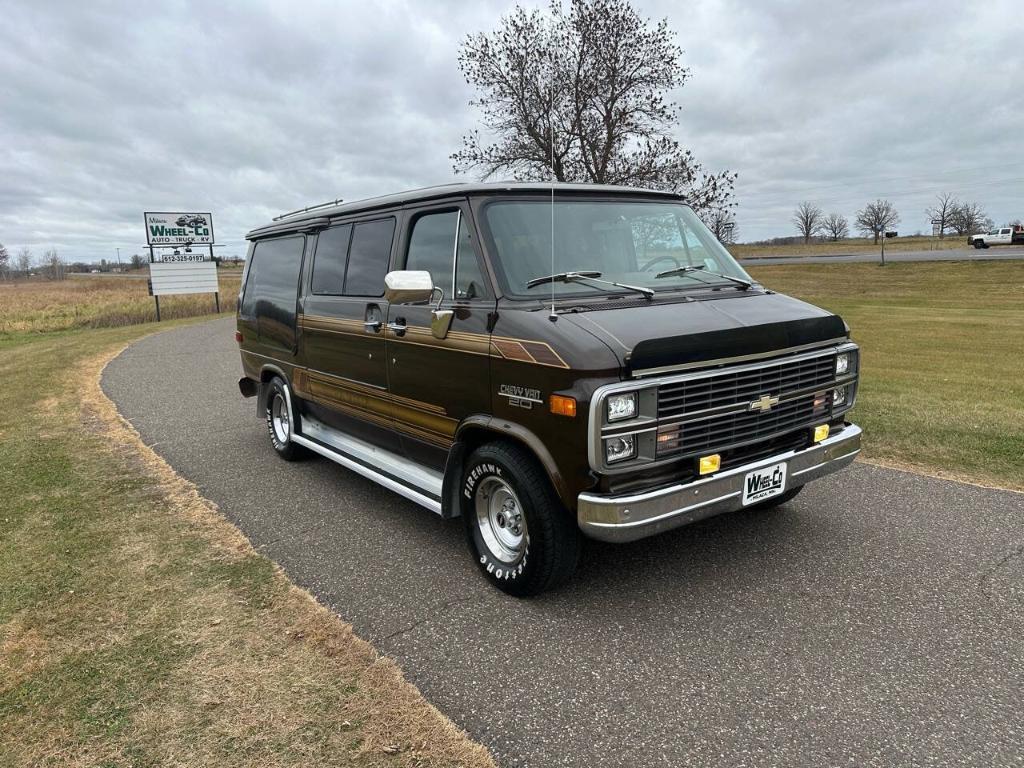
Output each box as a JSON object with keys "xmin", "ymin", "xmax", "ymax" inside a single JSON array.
[{"xmin": 298, "ymin": 313, "xmax": 569, "ymax": 369}]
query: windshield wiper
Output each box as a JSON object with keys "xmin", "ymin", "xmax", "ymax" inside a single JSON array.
[
  {"xmin": 525, "ymin": 271, "xmax": 654, "ymax": 300},
  {"xmin": 654, "ymin": 265, "xmax": 752, "ymax": 290}
]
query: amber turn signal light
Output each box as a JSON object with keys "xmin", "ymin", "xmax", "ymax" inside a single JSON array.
[
  {"xmin": 549, "ymin": 394, "xmax": 577, "ymax": 417},
  {"xmin": 698, "ymin": 454, "xmax": 721, "ymax": 475},
  {"xmin": 813, "ymin": 424, "xmax": 830, "ymax": 443}
]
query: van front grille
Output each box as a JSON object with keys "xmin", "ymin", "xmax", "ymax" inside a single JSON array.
[
  {"xmin": 655, "ymin": 394, "xmax": 829, "ymax": 457},
  {"xmin": 657, "ymin": 354, "xmax": 836, "ymax": 420}
]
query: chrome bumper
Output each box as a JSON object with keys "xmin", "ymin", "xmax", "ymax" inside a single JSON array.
[{"xmin": 577, "ymin": 424, "xmax": 862, "ymax": 543}]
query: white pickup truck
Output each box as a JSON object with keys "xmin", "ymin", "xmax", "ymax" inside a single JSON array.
[{"xmin": 968, "ymin": 225, "xmax": 1024, "ymax": 248}]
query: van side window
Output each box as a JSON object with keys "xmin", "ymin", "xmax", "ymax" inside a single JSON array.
[
  {"xmin": 455, "ymin": 216, "xmax": 487, "ymax": 300},
  {"xmin": 406, "ymin": 211, "xmax": 487, "ymax": 301},
  {"xmin": 310, "ymin": 224, "xmax": 352, "ymax": 295},
  {"xmin": 242, "ymin": 236, "xmax": 304, "ymax": 349},
  {"xmin": 242, "ymin": 236, "xmax": 304, "ymax": 316},
  {"xmin": 344, "ymin": 218, "xmax": 394, "ymax": 296}
]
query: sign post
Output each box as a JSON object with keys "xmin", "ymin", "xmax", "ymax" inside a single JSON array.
[{"xmin": 143, "ymin": 212, "xmax": 220, "ymax": 321}]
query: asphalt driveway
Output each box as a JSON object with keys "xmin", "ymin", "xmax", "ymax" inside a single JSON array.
[{"xmin": 102, "ymin": 317, "xmax": 1024, "ymax": 767}]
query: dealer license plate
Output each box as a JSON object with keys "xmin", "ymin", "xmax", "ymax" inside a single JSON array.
[{"xmin": 741, "ymin": 462, "xmax": 787, "ymax": 506}]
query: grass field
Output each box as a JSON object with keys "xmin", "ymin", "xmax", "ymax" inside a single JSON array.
[
  {"xmin": 733, "ymin": 234, "xmax": 969, "ymax": 258},
  {"xmin": 0, "ymin": 272, "xmax": 241, "ymax": 337},
  {"xmin": 747, "ymin": 259, "xmax": 1024, "ymax": 490},
  {"xmin": 0, "ymin": 321, "xmax": 494, "ymax": 767}
]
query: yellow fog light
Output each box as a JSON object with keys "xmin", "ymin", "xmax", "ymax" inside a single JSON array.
[
  {"xmin": 813, "ymin": 424, "xmax": 830, "ymax": 443},
  {"xmin": 698, "ymin": 454, "xmax": 721, "ymax": 475}
]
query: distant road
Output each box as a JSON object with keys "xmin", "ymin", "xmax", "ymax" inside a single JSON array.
[{"xmin": 739, "ymin": 245, "xmax": 1024, "ymax": 266}]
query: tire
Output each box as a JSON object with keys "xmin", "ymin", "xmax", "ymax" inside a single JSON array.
[
  {"xmin": 746, "ymin": 485, "xmax": 802, "ymax": 511},
  {"xmin": 461, "ymin": 441, "xmax": 580, "ymax": 597},
  {"xmin": 983, "ymin": 242, "xmax": 991, "ymax": 249},
  {"xmin": 973, "ymin": 241, "xmax": 984, "ymax": 249},
  {"xmin": 264, "ymin": 376, "xmax": 305, "ymax": 461}
]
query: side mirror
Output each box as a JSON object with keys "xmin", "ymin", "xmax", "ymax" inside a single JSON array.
[{"xmin": 384, "ymin": 270, "xmax": 434, "ymax": 304}]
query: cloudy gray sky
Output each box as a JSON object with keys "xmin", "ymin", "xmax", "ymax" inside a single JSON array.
[{"xmin": 1, "ymin": 0, "xmax": 1021, "ymax": 262}]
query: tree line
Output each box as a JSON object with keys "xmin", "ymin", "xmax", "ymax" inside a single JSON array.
[
  {"xmin": 0, "ymin": 245, "xmax": 66, "ymax": 281},
  {"xmin": 0, "ymin": 247, "xmax": 152, "ymax": 281},
  {"xmin": 792, "ymin": 194, "xmax": 997, "ymax": 246}
]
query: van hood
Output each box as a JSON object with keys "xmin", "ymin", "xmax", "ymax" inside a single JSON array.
[{"xmin": 563, "ymin": 292, "xmax": 847, "ymax": 375}]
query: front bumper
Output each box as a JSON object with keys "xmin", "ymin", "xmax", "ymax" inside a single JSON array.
[{"xmin": 577, "ymin": 424, "xmax": 862, "ymax": 543}]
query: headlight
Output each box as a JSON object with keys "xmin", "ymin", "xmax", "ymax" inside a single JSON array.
[
  {"xmin": 606, "ymin": 391, "xmax": 637, "ymax": 422},
  {"xmin": 836, "ymin": 353, "xmax": 850, "ymax": 376},
  {"xmin": 604, "ymin": 434, "xmax": 636, "ymax": 463},
  {"xmin": 833, "ymin": 386, "xmax": 848, "ymax": 406}
]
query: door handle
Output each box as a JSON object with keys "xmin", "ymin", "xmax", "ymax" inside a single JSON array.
[
  {"xmin": 386, "ymin": 320, "xmax": 407, "ymax": 336},
  {"xmin": 363, "ymin": 319, "xmax": 382, "ymax": 332}
]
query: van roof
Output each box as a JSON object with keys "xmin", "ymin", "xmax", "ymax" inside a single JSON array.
[{"xmin": 246, "ymin": 181, "xmax": 683, "ymax": 240}]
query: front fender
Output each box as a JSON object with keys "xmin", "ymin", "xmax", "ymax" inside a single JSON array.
[{"xmin": 445, "ymin": 415, "xmax": 574, "ymax": 514}]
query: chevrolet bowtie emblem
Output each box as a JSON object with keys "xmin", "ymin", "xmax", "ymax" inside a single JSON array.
[{"xmin": 749, "ymin": 394, "xmax": 780, "ymax": 413}]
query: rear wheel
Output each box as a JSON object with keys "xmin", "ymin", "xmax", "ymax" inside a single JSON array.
[
  {"xmin": 264, "ymin": 376, "xmax": 305, "ymax": 461},
  {"xmin": 462, "ymin": 442, "xmax": 580, "ymax": 597}
]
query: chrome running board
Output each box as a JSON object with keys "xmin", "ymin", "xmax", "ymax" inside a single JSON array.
[{"xmin": 292, "ymin": 414, "xmax": 443, "ymax": 515}]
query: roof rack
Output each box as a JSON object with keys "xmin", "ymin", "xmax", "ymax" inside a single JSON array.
[{"xmin": 272, "ymin": 198, "xmax": 344, "ymax": 221}]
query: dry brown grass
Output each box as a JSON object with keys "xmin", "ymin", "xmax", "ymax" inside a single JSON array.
[
  {"xmin": 0, "ymin": 323, "xmax": 495, "ymax": 767},
  {"xmin": 0, "ymin": 271, "xmax": 241, "ymax": 336}
]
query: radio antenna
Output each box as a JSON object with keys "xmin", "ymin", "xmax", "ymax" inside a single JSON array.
[{"xmin": 548, "ymin": 46, "xmax": 557, "ymax": 322}]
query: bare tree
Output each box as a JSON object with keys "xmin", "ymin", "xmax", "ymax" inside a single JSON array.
[
  {"xmin": 43, "ymin": 248, "xmax": 65, "ymax": 281},
  {"xmin": 821, "ymin": 212, "xmax": 849, "ymax": 242},
  {"xmin": 703, "ymin": 207, "xmax": 737, "ymax": 243},
  {"xmin": 855, "ymin": 199, "xmax": 900, "ymax": 244},
  {"xmin": 925, "ymin": 193, "xmax": 957, "ymax": 239},
  {"xmin": 130, "ymin": 253, "xmax": 145, "ymax": 270},
  {"xmin": 948, "ymin": 202, "xmax": 989, "ymax": 236},
  {"xmin": 791, "ymin": 201, "xmax": 824, "ymax": 244},
  {"xmin": 16, "ymin": 247, "xmax": 32, "ymax": 276},
  {"xmin": 0, "ymin": 243, "xmax": 9, "ymax": 280},
  {"xmin": 453, "ymin": 0, "xmax": 735, "ymax": 213}
]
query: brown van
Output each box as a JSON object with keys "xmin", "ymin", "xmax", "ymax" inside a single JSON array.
[{"xmin": 237, "ymin": 183, "xmax": 861, "ymax": 595}]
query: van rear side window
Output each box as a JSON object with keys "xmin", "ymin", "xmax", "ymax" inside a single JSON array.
[
  {"xmin": 345, "ymin": 219, "xmax": 395, "ymax": 296},
  {"xmin": 310, "ymin": 224, "xmax": 352, "ymax": 295},
  {"xmin": 242, "ymin": 236, "xmax": 304, "ymax": 321},
  {"xmin": 310, "ymin": 219, "xmax": 393, "ymax": 297}
]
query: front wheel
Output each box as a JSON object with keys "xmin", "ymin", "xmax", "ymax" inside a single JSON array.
[
  {"xmin": 462, "ymin": 442, "xmax": 580, "ymax": 597},
  {"xmin": 973, "ymin": 241, "xmax": 984, "ymax": 249},
  {"xmin": 264, "ymin": 376, "xmax": 305, "ymax": 461}
]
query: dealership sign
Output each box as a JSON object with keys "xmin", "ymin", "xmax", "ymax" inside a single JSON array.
[{"xmin": 144, "ymin": 211, "xmax": 215, "ymax": 246}]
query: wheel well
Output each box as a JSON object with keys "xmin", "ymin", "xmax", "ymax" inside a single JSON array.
[{"xmin": 442, "ymin": 425, "xmax": 571, "ymax": 518}]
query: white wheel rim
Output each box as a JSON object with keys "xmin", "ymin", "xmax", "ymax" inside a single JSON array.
[{"xmin": 474, "ymin": 476, "xmax": 526, "ymax": 564}]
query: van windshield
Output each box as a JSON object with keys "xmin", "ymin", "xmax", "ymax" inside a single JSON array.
[{"xmin": 482, "ymin": 200, "xmax": 752, "ymax": 299}]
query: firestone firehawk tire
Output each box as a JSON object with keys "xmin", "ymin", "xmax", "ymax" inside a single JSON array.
[
  {"xmin": 264, "ymin": 376, "xmax": 305, "ymax": 461},
  {"xmin": 462, "ymin": 442, "xmax": 580, "ymax": 597}
]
